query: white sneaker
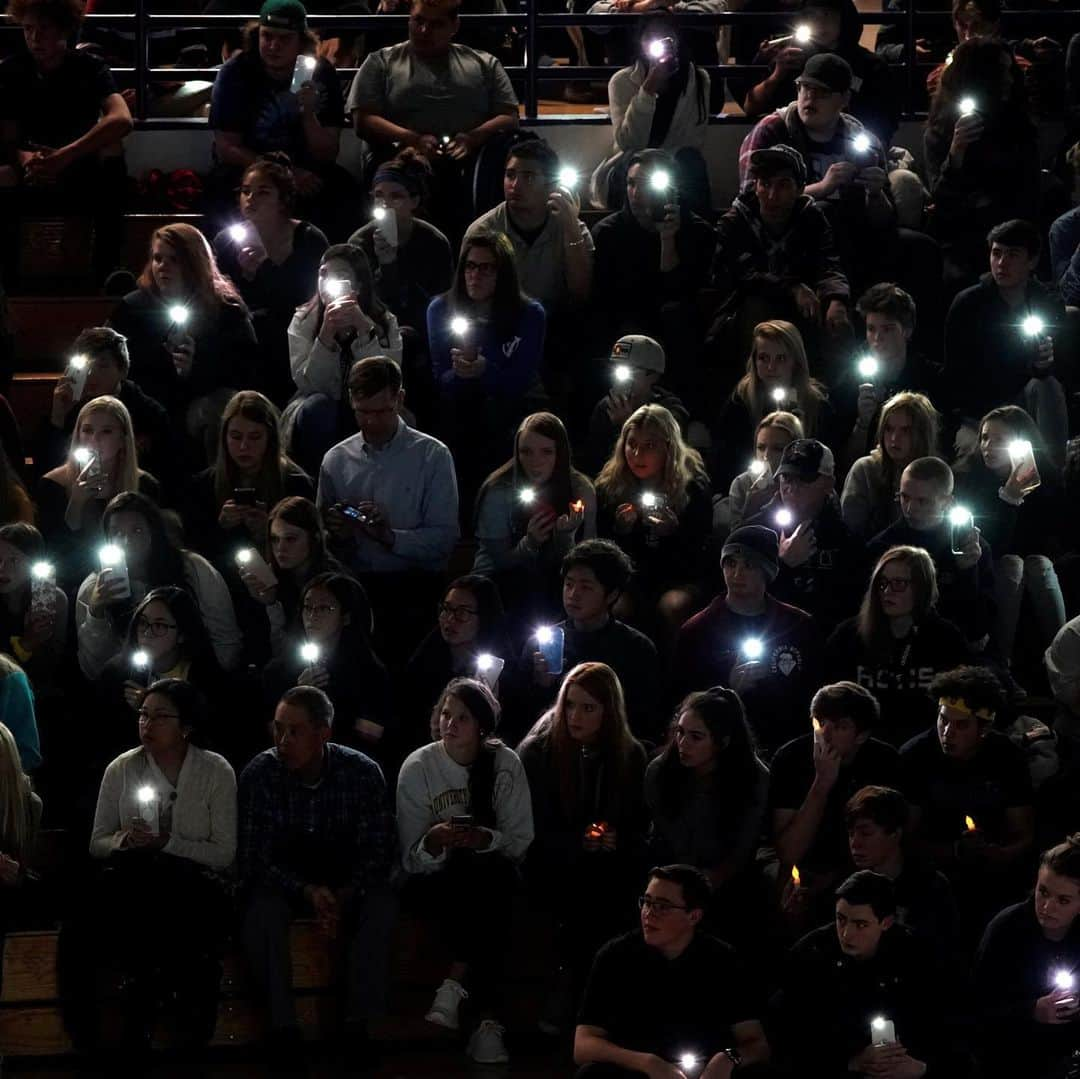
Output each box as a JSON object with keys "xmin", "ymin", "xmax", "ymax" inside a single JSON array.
[
  {"xmin": 467, "ymin": 1019, "xmax": 510, "ymax": 1064},
  {"xmin": 425, "ymin": 978, "xmax": 467, "ymax": 1030}
]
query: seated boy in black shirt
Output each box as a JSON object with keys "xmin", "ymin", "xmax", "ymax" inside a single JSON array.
[
  {"xmin": 901, "ymin": 665, "xmax": 1034, "ymax": 933},
  {"xmin": 770, "ymin": 681, "xmax": 901, "ymax": 930},
  {"xmin": 575, "ymin": 863, "xmax": 771, "ymax": 1078}
]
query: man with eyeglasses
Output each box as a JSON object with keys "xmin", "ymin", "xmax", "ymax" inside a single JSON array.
[
  {"xmin": 348, "ymin": 0, "xmax": 519, "ymax": 235},
  {"xmin": 574, "ymin": 863, "xmax": 771, "ymax": 1078},
  {"xmin": 745, "ymin": 439, "xmax": 866, "ymax": 633},
  {"xmin": 317, "ymin": 355, "xmax": 458, "ymax": 657},
  {"xmin": 239, "ymin": 684, "xmax": 396, "ymax": 1068},
  {"xmin": 738, "ymin": 52, "xmax": 935, "ymax": 320}
]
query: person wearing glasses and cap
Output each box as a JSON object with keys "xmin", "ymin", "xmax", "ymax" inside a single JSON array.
[
  {"xmin": 574, "ymin": 863, "xmax": 771, "ymax": 1078},
  {"xmin": 745, "ymin": 438, "xmax": 866, "ymax": 633}
]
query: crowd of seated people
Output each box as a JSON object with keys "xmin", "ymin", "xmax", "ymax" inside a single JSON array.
[{"xmin": 2, "ymin": 0, "xmax": 1080, "ymax": 1073}]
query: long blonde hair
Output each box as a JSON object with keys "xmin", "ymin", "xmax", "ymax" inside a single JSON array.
[
  {"xmin": 67, "ymin": 395, "xmax": 141, "ymax": 493},
  {"xmin": 0, "ymin": 720, "xmax": 31, "ymax": 860},
  {"xmin": 596, "ymin": 403, "xmax": 708, "ymax": 514},
  {"xmin": 734, "ymin": 320, "xmax": 827, "ymax": 435},
  {"xmin": 869, "ymin": 392, "xmax": 941, "ymax": 491}
]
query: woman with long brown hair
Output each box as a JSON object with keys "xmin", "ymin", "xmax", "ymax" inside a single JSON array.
[
  {"xmin": 474, "ymin": 412, "xmax": 595, "ymax": 628},
  {"xmin": 109, "ymin": 222, "xmax": 258, "ymax": 463},
  {"xmin": 517, "ymin": 662, "xmax": 647, "ymax": 1025},
  {"xmin": 825, "ymin": 545, "xmax": 968, "ymax": 746},
  {"xmin": 182, "ymin": 391, "xmax": 313, "ymax": 568},
  {"xmin": 841, "ymin": 392, "xmax": 940, "ymax": 540}
]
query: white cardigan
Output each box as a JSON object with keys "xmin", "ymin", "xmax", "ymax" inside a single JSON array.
[
  {"xmin": 588, "ymin": 62, "xmax": 710, "ymax": 209},
  {"xmin": 75, "ymin": 549, "xmax": 243, "ymax": 679},
  {"xmin": 90, "ymin": 744, "xmax": 237, "ymax": 870}
]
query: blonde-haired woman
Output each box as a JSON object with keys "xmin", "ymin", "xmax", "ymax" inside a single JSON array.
[
  {"xmin": 517, "ymin": 662, "xmax": 647, "ymax": 1020},
  {"xmin": 826, "ymin": 546, "xmax": 969, "ymax": 746},
  {"xmin": 0, "ymin": 720, "xmax": 41, "ymax": 900},
  {"xmin": 841, "ymin": 392, "xmax": 941, "ymax": 540},
  {"xmin": 721, "ymin": 410, "xmax": 804, "ymax": 533},
  {"xmin": 712, "ymin": 320, "xmax": 835, "ymax": 484},
  {"xmin": 596, "ymin": 403, "xmax": 712, "ymax": 648},
  {"xmin": 109, "ymin": 222, "xmax": 258, "ymax": 463},
  {"xmin": 37, "ymin": 395, "xmax": 158, "ymax": 588}
]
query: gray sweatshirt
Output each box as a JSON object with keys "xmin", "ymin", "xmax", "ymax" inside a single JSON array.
[{"xmin": 396, "ymin": 740, "xmax": 534, "ymax": 875}]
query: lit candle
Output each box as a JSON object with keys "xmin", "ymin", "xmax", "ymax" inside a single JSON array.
[
  {"xmin": 964, "ymin": 815, "xmax": 976, "ymax": 832},
  {"xmin": 791, "ymin": 864, "xmax": 801, "ymax": 888}
]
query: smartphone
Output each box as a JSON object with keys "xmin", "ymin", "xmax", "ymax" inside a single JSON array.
[
  {"xmin": 870, "ymin": 1018, "xmax": 896, "ymax": 1046},
  {"xmin": 1007, "ymin": 440, "xmax": 1041, "ymax": 497},
  {"xmin": 340, "ymin": 504, "xmax": 372, "ymax": 525},
  {"xmin": 235, "ymin": 547, "xmax": 277, "ymax": 590},
  {"xmin": 536, "ymin": 625, "xmax": 565, "ymax": 675},
  {"xmin": 451, "ymin": 815, "xmax": 474, "ymax": 830},
  {"xmin": 950, "ymin": 517, "xmax": 974, "ymax": 556},
  {"xmin": 67, "ymin": 357, "xmax": 89, "ymax": 401},
  {"xmin": 233, "ymin": 487, "xmax": 257, "ymax": 507},
  {"xmin": 98, "ymin": 545, "xmax": 131, "ymax": 601},
  {"xmin": 289, "ymin": 54, "xmax": 316, "ymax": 95},
  {"xmin": 373, "ymin": 205, "xmax": 398, "ymax": 247},
  {"xmin": 29, "ymin": 572, "xmax": 55, "ymax": 620}
]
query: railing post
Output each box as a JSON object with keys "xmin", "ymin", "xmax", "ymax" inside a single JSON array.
[
  {"xmin": 135, "ymin": 0, "xmax": 148, "ymax": 121},
  {"xmin": 525, "ymin": 1, "xmax": 538, "ymax": 121}
]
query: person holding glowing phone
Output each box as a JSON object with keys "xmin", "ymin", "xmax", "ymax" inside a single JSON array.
[
  {"xmin": 212, "ymin": 153, "xmax": 328, "ymax": 408},
  {"xmin": 109, "ymin": 223, "xmax": 258, "ymax": 466},
  {"xmin": 953, "ymin": 406, "xmax": 1065, "ymax": 667},
  {"xmin": 597, "ymin": 404, "xmax": 712, "ymax": 650},
  {"xmin": 974, "ymin": 833, "xmax": 1080, "ymax": 1079},
  {"xmin": 284, "ymin": 245, "xmax": 403, "ymax": 476}
]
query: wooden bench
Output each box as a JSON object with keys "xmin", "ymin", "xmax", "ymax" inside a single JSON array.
[{"xmin": 0, "ymin": 903, "xmax": 555, "ymax": 1057}]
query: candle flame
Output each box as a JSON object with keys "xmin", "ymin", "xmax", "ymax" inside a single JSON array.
[
  {"xmin": 965, "ymin": 815, "xmax": 976, "ymax": 832},
  {"xmin": 791, "ymin": 865, "xmax": 801, "ymax": 886}
]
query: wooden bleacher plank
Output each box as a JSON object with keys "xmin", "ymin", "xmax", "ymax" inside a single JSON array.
[
  {"xmin": 9, "ymin": 297, "xmax": 118, "ymax": 371},
  {"xmin": 0, "ymin": 1006, "xmax": 73, "ymax": 1055},
  {"xmin": 1, "ymin": 932, "xmax": 59, "ymax": 1004}
]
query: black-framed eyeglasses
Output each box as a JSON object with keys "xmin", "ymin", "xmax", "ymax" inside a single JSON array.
[
  {"xmin": 302, "ymin": 603, "xmax": 339, "ymax": 617},
  {"xmin": 138, "ymin": 709, "xmax": 180, "ymax": 725},
  {"xmin": 638, "ymin": 895, "xmax": 688, "ymax": 915},
  {"xmin": 136, "ymin": 617, "xmax": 177, "ymax": 637},
  {"xmin": 438, "ymin": 602, "xmax": 478, "ymax": 623},
  {"xmin": 876, "ymin": 577, "xmax": 912, "ymax": 593}
]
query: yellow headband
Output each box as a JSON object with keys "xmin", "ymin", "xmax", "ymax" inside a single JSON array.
[{"xmin": 939, "ymin": 696, "xmax": 995, "ymax": 722}]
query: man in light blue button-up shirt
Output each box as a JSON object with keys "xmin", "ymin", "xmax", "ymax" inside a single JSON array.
[{"xmin": 316, "ymin": 356, "xmax": 459, "ymax": 576}]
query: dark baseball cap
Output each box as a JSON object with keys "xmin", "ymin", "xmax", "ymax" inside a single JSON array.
[
  {"xmin": 749, "ymin": 145, "xmax": 807, "ymax": 188},
  {"xmin": 776, "ymin": 439, "xmax": 836, "ymax": 481},
  {"xmin": 260, "ymin": 0, "xmax": 307, "ymax": 32},
  {"xmin": 797, "ymin": 52, "xmax": 853, "ymax": 93}
]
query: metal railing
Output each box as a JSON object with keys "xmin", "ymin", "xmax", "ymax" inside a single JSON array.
[{"xmin": 3, "ymin": 4, "xmax": 1075, "ymax": 127}]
